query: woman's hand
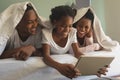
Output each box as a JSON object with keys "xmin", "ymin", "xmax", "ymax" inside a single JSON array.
[{"xmin": 56, "ymin": 63, "xmax": 81, "ymax": 79}]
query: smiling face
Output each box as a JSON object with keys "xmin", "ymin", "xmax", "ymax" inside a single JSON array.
[
  {"xmin": 18, "ymin": 9, "xmax": 38, "ymax": 35},
  {"xmin": 53, "ymin": 16, "xmax": 73, "ymax": 38},
  {"xmin": 76, "ymin": 18, "xmax": 91, "ymax": 38}
]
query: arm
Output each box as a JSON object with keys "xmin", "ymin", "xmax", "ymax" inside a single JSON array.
[
  {"xmin": 0, "ymin": 45, "xmax": 36, "ymax": 60},
  {"xmin": 32, "ymin": 48, "xmax": 42, "ymax": 57},
  {"xmin": 72, "ymin": 43, "xmax": 83, "ymax": 58},
  {"xmin": 42, "ymin": 44, "xmax": 80, "ymax": 79},
  {"xmin": 42, "ymin": 44, "xmax": 60, "ymax": 68},
  {"xmin": 0, "ymin": 48, "xmax": 19, "ymax": 59},
  {"xmin": 80, "ymin": 43, "xmax": 101, "ymax": 53},
  {"xmin": 78, "ymin": 36, "xmax": 101, "ymax": 53}
]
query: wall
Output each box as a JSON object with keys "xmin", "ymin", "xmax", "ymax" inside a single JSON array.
[
  {"xmin": 91, "ymin": 0, "xmax": 120, "ymax": 42},
  {"xmin": 104, "ymin": 0, "xmax": 120, "ymax": 42},
  {"xmin": 2, "ymin": 0, "xmax": 119, "ymax": 42},
  {"xmin": 0, "ymin": 0, "xmax": 75, "ymax": 19},
  {"xmin": 91, "ymin": 0, "xmax": 106, "ymax": 32}
]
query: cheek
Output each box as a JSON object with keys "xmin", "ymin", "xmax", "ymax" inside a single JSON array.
[
  {"xmin": 26, "ymin": 24, "xmax": 33, "ymax": 29},
  {"xmin": 86, "ymin": 28, "xmax": 91, "ymax": 33},
  {"xmin": 55, "ymin": 27, "xmax": 62, "ymax": 34},
  {"xmin": 77, "ymin": 27, "xmax": 80, "ymax": 31}
]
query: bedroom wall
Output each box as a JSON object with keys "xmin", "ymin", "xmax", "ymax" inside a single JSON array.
[
  {"xmin": 0, "ymin": 0, "xmax": 75, "ymax": 19},
  {"xmin": 91, "ymin": 0, "xmax": 106, "ymax": 33},
  {"xmin": 91, "ymin": 0, "xmax": 120, "ymax": 43},
  {"xmin": 104, "ymin": 0, "xmax": 120, "ymax": 43}
]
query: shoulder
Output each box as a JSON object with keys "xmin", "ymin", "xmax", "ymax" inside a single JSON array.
[{"xmin": 9, "ymin": 29, "xmax": 18, "ymax": 40}]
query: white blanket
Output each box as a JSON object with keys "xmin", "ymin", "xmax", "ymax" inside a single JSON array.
[
  {"xmin": 0, "ymin": 3, "xmax": 120, "ymax": 80},
  {"xmin": 73, "ymin": 7, "xmax": 119, "ymax": 51},
  {"xmin": 0, "ymin": 1, "xmax": 46, "ymax": 55},
  {"xmin": 0, "ymin": 51, "xmax": 120, "ymax": 80}
]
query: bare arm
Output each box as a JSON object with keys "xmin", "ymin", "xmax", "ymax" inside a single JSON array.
[
  {"xmin": 42, "ymin": 44, "xmax": 80, "ymax": 79},
  {"xmin": 42, "ymin": 44, "xmax": 61, "ymax": 68},
  {"xmin": 0, "ymin": 45, "xmax": 36, "ymax": 60},
  {"xmin": 32, "ymin": 48, "xmax": 42, "ymax": 57},
  {"xmin": 0, "ymin": 48, "xmax": 19, "ymax": 59},
  {"xmin": 72, "ymin": 43, "xmax": 83, "ymax": 58}
]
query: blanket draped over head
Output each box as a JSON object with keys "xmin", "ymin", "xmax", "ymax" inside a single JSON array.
[
  {"xmin": 73, "ymin": 7, "xmax": 119, "ymax": 51},
  {"xmin": 0, "ymin": 2, "xmax": 46, "ymax": 55}
]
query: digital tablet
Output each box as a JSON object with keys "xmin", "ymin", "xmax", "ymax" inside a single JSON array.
[{"xmin": 75, "ymin": 55, "xmax": 114, "ymax": 75}]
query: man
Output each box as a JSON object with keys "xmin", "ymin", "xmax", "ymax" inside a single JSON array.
[{"xmin": 0, "ymin": 4, "xmax": 43, "ymax": 60}]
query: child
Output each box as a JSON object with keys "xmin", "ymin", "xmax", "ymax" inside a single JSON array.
[
  {"xmin": 42, "ymin": 5, "xmax": 82, "ymax": 79},
  {"xmin": 73, "ymin": 7, "xmax": 119, "ymax": 52},
  {"xmin": 73, "ymin": 9, "xmax": 101, "ymax": 53}
]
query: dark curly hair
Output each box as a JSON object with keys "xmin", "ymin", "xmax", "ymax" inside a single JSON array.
[
  {"xmin": 49, "ymin": 5, "xmax": 76, "ymax": 24},
  {"xmin": 25, "ymin": 4, "xmax": 34, "ymax": 12}
]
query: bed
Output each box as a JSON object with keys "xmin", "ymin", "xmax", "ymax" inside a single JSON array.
[{"xmin": 0, "ymin": 46, "xmax": 120, "ymax": 80}]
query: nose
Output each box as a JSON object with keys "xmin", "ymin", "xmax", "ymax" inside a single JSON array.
[{"xmin": 80, "ymin": 27, "xmax": 85, "ymax": 32}]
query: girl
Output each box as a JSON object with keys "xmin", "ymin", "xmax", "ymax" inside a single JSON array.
[
  {"xmin": 73, "ymin": 9, "xmax": 101, "ymax": 53},
  {"xmin": 73, "ymin": 7, "xmax": 119, "ymax": 52},
  {"xmin": 42, "ymin": 5, "xmax": 82, "ymax": 79}
]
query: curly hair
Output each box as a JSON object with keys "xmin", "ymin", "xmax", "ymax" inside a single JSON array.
[
  {"xmin": 25, "ymin": 4, "xmax": 34, "ymax": 12},
  {"xmin": 49, "ymin": 5, "xmax": 76, "ymax": 24}
]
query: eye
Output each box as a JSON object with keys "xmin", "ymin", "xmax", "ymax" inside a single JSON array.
[
  {"xmin": 35, "ymin": 18, "xmax": 39, "ymax": 23},
  {"xmin": 27, "ymin": 18, "xmax": 39, "ymax": 24},
  {"xmin": 27, "ymin": 21, "xmax": 33, "ymax": 24}
]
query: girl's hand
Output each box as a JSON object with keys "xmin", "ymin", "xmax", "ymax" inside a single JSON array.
[
  {"xmin": 56, "ymin": 63, "xmax": 81, "ymax": 79},
  {"xmin": 93, "ymin": 43, "xmax": 101, "ymax": 51},
  {"xmin": 96, "ymin": 65, "xmax": 109, "ymax": 77}
]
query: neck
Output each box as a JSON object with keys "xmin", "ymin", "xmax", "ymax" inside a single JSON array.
[{"xmin": 77, "ymin": 35, "xmax": 85, "ymax": 45}]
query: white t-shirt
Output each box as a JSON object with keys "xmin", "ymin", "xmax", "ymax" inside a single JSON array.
[
  {"xmin": 42, "ymin": 28, "xmax": 77, "ymax": 54},
  {"xmin": 5, "ymin": 27, "xmax": 42, "ymax": 50}
]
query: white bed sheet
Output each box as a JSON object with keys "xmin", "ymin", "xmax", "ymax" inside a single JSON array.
[{"xmin": 0, "ymin": 48, "xmax": 120, "ymax": 80}]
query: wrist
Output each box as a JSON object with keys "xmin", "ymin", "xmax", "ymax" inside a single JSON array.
[
  {"xmin": 28, "ymin": 45, "xmax": 36, "ymax": 52},
  {"xmin": 54, "ymin": 63, "xmax": 62, "ymax": 70}
]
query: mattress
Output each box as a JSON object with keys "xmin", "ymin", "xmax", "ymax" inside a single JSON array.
[{"xmin": 0, "ymin": 49, "xmax": 120, "ymax": 80}]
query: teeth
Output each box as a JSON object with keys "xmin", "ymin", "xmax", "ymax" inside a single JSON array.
[{"xmin": 79, "ymin": 32, "xmax": 84, "ymax": 34}]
